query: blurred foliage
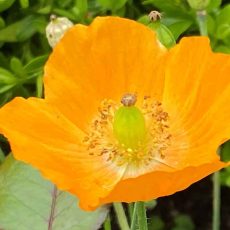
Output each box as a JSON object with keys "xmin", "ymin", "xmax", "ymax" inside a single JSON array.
[
  {"xmin": 147, "ymin": 213, "xmax": 195, "ymax": 230},
  {"xmin": 220, "ymin": 141, "xmax": 230, "ymax": 187},
  {"xmin": 0, "ymin": 0, "xmax": 230, "ymax": 106},
  {"xmin": 171, "ymin": 214, "xmax": 195, "ymax": 230}
]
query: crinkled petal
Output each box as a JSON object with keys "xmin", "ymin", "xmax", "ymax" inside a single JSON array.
[
  {"xmin": 162, "ymin": 37, "xmax": 230, "ymax": 167},
  {"xmin": 101, "ymin": 160, "xmax": 226, "ymax": 204}
]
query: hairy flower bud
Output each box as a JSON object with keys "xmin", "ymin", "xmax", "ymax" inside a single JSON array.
[
  {"xmin": 46, "ymin": 15, "xmax": 73, "ymax": 48},
  {"xmin": 148, "ymin": 11, "xmax": 162, "ymax": 22},
  {"xmin": 187, "ymin": 0, "xmax": 210, "ymax": 10}
]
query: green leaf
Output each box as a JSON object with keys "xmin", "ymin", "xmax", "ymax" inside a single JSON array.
[
  {"xmin": 0, "ymin": 147, "xmax": 5, "ymax": 164},
  {"xmin": 37, "ymin": 5, "xmax": 52, "ymax": 14},
  {"xmin": 207, "ymin": 14, "xmax": 216, "ymax": 35},
  {"xmin": 57, "ymin": 0, "xmax": 73, "ymax": 8},
  {"xmin": 148, "ymin": 22, "xmax": 176, "ymax": 48},
  {"xmin": 0, "ymin": 16, "xmax": 5, "ymax": 29},
  {"xmin": 167, "ymin": 19, "xmax": 192, "ymax": 40},
  {"xmin": 0, "ymin": 84, "xmax": 16, "ymax": 94},
  {"xmin": 220, "ymin": 169, "xmax": 230, "ymax": 187},
  {"xmin": 216, "ymin": 24, "xmax": 230, "ymax": 40},
  {"xmin": 53, "ymin": 8, "xmax": 76, "ymax": 21},
  {"xmin": 97, "ymin": 0, "xmax": 128, "ymax": 11},
  {"xmin": 19, "ymin": 0, "xmax": 29, "ymax": 8},
  {"xmin": 0, "ymin": 52, "xmax": 8, "ymax": 68},
  {"xmin": 216, "ymin": 4, "xmax": 230, "ymax": 26},
  {"xmin": 0, "ymin": 91, "xmax": 13, "ymax": 106},
  {"xmin": 143, "ymin": 0, "xmax": 189, "ymax": 15},
  {"xmin": 0, "ymin": 15, "xmax": 46, "ymax": 42},
  {"xmin": 0, "ymin": 0, "xmax": 15, "ymax": 12},
  {"xmin": 0, "ymin": 67, "xmax": 17, "ymax": 84},
  {"xmin": 10, "ymin": 57, "xmax": 26, "ymax": 77},
  {"xmin": 214, "ymin": 44, "xmax": 230, "ymax": 54},
  {"xmin": 0, "ymin": 155, "xmax": 108, "ymax": 230},
  {"xmin": 137, "ymin": 15, "xmax": 150, "ymax": 25},
  {"xmin": 172, "ymin": 214, "xmax": 195, "ymax": 230},
  {"xmin": 144, "ymin": 199, "xmax": 157, "ymax": 210},
  {"xmin": 207, "ymin": 0, "xmax": 221, "ymax": 11},
  {"xmin": 0, "ymin": 67, "xmax": 23, "ymax": 93},
  {"xmin": 215, "ymin": 4, "xmax": 230, "ymax": 41},
  {"xmin": 221, "ymin": 140, "xmax": 230, "ymax": 162},
  {"xmin": 75, "ymin": 0, "xmax": 88, "ymax": 19},
  {"xmin": 148, "ymin": 216, "xmax": 165, "ymax": 230},
  {"xmin": 16, "ymin": 16, "xmax": 46, "ymax": 41},
  {"xmin": 24, "ymin": 54, "xmax": 48, "ymax": 74},
  {"xmin": 77, "ymin": 0, "xmax": 88, "ymax": 13}
]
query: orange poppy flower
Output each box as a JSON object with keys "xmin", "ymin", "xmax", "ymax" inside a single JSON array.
[{"xmin": 0, "ymin": 17, "xmax": 230, "ymax": 210}]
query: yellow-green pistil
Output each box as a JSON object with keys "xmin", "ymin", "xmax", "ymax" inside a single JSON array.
[{"xmin": 113, "ymin": 94, "xmax": 147, "ymax": 150}]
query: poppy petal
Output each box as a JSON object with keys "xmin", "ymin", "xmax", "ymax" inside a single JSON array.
[
  {"xmin": 0, "ymin": 97, "xmax": 127, "ymax": 210},
  {"xmin": 44, "ymin": 16, "xmax": 167, "ymax": 131},
  {"xmin": 101, "ymin": 160, "xmax": 226, "ymax": 204},
  {"xmin": 163, "ymin": 37, "xmax": 230, "ymax": 166}
]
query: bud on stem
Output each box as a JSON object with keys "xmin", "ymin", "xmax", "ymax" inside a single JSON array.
[
  {"xmin": 187, "ymin": 0, "xmax": 210, "ymax": 10},
  {"xmin": 46, "ymin": 15, "xmax": 73, "ymax": 48}
]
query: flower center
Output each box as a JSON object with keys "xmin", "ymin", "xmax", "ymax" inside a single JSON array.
[{"xmin": 83, "ymin": 94, "xmax": 171, "ymax": 170}]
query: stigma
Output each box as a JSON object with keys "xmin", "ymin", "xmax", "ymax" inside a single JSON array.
[{"xmin": 121, "ymin": 93, "xmax": 137, "ymax": 106}]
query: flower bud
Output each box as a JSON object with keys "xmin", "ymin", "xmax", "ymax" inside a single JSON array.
[
  {"xmin": 148, "ymin": 11, "xmax": 162, "ymax": 22},
  {"xmin": 187, "ymin": 0, "xmax": 210, "ymax": 10},
  {"xmin": 147, "ymin": 11, "xmax": 175, "ymax": 49},
  {"xmin": 46, "ymin": 15, "xmax": 73, "ymax": 48}
]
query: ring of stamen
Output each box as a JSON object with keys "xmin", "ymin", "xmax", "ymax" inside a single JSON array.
[{"xmin": 83, "ymin": 96, "xmax": 171, "ymax": 172}]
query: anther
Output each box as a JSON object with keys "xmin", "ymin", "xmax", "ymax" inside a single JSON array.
[
  {"xmin": 121, "ymin": 93, "xmax": 137, "ymax": 106},
  {"xmin": 144, "ymin": 95, "xmax": 151, "ymax": 100}
]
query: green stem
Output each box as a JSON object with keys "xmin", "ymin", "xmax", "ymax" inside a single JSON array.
[
  {"xmin": 0, "ymin": 147, "xmax": 5, "ymax": 163},
  {"xmin": 36, "ymin": 75, "xmax": 43, "ymax": 98},
  {"xmin": 136, "ymin": 202, "xmax": 148, "ymax": 230},
  {"xmin": 212, "ymin": 171, "xmax": 220, "ymax": 230},
  {"xmin": 113, "ymin": 203, "xmax": 130, "ymax": 230},
  {"xmin": 196, "ymin": 10, "xmax": 208, "ymax": 36},
  {"xmin": 103, "ymin": 214, "xmax": 111, "ymax": 230},
  {"xmin": 130, "ymin": 202, "xmax": 138, "ymax": 230},
  {"xmin": 128, "ymin": 203, "xmax": 134, "ymax": 223}
]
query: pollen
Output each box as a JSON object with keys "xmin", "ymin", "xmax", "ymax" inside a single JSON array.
[{"xmin": 83, "ymin": 96, "xmax": 171, "ymax": 169}]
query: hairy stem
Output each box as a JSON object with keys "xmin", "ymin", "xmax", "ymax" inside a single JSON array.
[
  {"xmin": 196, "ymin": 10, "xmax": 208, "ymax": 36},
  {"xmin": 113, "ymin": 203, "xmax": 130, "ymax": 230},
  {"xmin": 213, "ymin": 171, "xmax": 220, "ymax": 230},
  {"xmin": 136, "ymin": 202, "xmax": 148, "ymax": 230},
  {"xmin": 103, "ymin": 214, "xmax": 111, "ymax": 230},
  {"xmin": 130, "ymin": 202, "xmax": 138, "ymax": 230}
]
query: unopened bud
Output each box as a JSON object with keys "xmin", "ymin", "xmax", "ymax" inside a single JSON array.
[
  {"xmin": 187, "ymin": 0, "xmax": 210, "ymax": 10},
  {"xmin": 46, "ymin": 15, "xmax": 73, "ymax": 48},
  {"xmin": 147, "ymin": 11, "xmax": 175, "ymax": 48},
  {"xmin": 148, "ymin": 11, "xmax": 162, "ymax": 22}
]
